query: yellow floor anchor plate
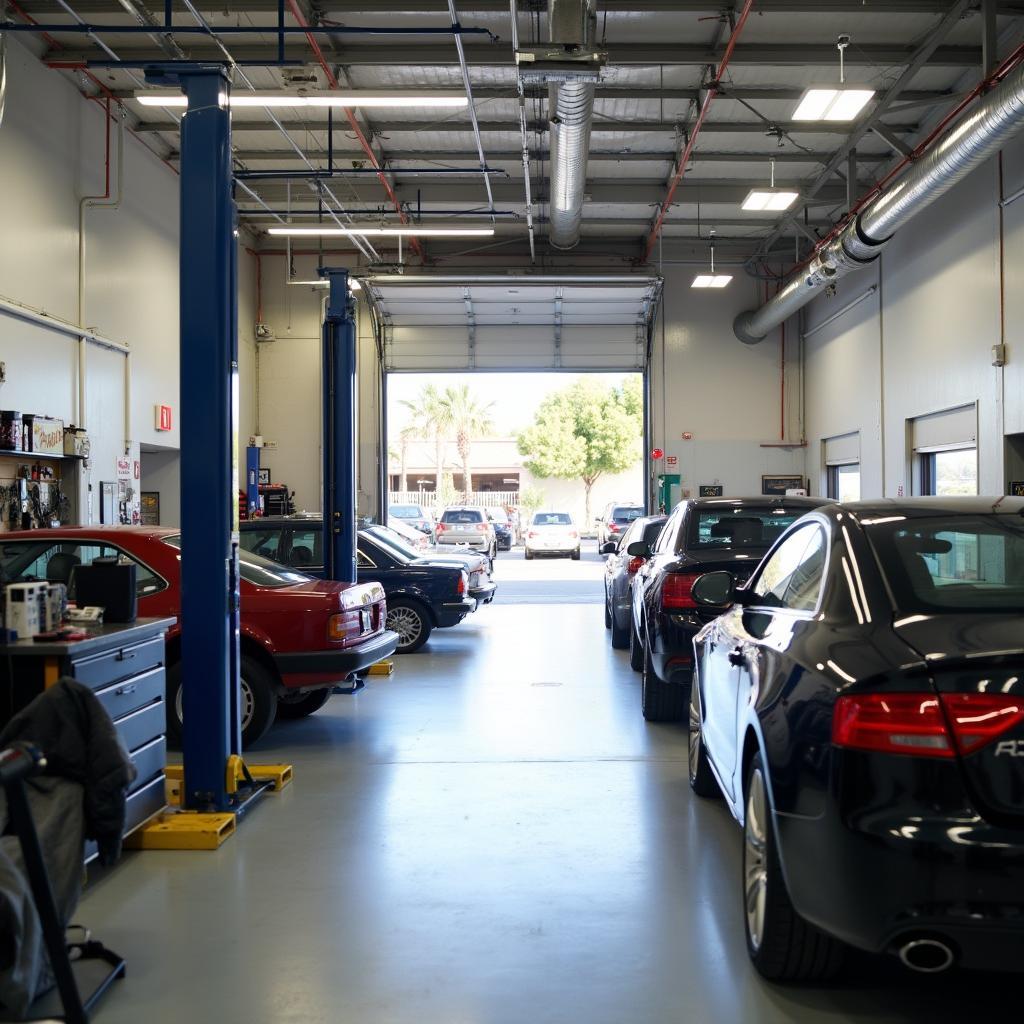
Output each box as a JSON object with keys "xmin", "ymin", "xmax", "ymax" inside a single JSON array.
[
  {"xmin": 164, "ymin": 762, "xmax": 293, "ymax": 807},
  {"xmin": 125, "ymin": 811, "xmax": 236, "ymax": 851},
  {"xmin": 368, "ymin": 659, "xmax": 395, "ymax": 676}
]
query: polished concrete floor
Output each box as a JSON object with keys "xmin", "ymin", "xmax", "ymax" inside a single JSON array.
[{"xmin": 81, "ymin": 551, "xmax": 1013, "ymax": 1023}]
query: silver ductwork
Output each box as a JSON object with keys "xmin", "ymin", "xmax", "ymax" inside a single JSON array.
[
  {"xmin": 546, "ymin": 0, "xmax": 597, "ymax": 249},
  {"xmin": 734, "ymin": 58, "xmax": 1024, "ymax": 345}
]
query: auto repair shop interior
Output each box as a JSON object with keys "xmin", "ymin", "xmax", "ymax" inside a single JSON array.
[{"xmin": 1, "ymin": 1, "xmax": 1024, "ymax": 1022}]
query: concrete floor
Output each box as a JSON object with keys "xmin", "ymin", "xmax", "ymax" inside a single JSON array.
[{"xmin": 81, "ymin": 551, "xmax": 1014, "ymax": 1023}]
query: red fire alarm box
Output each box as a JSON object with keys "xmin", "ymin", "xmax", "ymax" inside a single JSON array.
[{"xmin": 154, "ymin": 405, "xmax": 173, "ymax": 432}]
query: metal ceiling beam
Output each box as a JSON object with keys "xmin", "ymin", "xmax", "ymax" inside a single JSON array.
[
  {"xmin": 870, "ymin": 123, "xmax": 915, "ymax": 157},
  {"xmin": 45, "ymin": 42, "xmax": 984, "ymax": 67},
  {"xmin": 239, "ymin": 213, "xmax": 834, "ymax": 229},
  {"xmin": 139, "ymin": 118, "xmax": 921, "ymax": 135}
]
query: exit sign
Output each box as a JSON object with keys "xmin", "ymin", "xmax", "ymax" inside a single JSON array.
[{"xmin": 154, "ymin": 404, "xmax": 173, "ymax": 432}]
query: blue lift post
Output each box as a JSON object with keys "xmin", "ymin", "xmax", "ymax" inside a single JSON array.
[
  {"xmin": 321, "ymin": 269, "xmax": 358, "ymax": 584},
  {"xmin": 152, "ymin": 65, "xmax": 241, "ymax": 810}
]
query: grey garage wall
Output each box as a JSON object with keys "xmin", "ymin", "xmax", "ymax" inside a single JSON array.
[{"xmin": 801, "ymin": 131, "xmax": 1024, "ymax": 498}]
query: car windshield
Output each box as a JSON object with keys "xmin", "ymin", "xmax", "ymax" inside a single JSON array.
[
  {"xmin": 390, "ymin": 505, "xmax": 421, "ymax": 518},
  {"xmin": 533, "ymin": 513, "xmax": 572, "ymax": 526},
  {"xmin": 163, "ymin": 535, "xmax": 311, "ymax": 588},
  {"xmin": 687, "ymin": 507, "xmax": 802, "ymax": 551},
  {"xmin": 442, "ymin": 509, "xmax": 484, "ymax": 524},
  {"xmin": 364, "ymin": 526, "xmax": 418, "ymax": 563},
  {"xmin": 865, "ymin": 514, "xmax": 1024, "ymax": 612},
  {"xmin": 612, "ymin": 506, "xmax": 643, "ymax": 522}
]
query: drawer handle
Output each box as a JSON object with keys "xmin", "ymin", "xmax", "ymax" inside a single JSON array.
[
  {"xmin": 115, "ymin": 683, "xmax": 137, "ymax": 696},
  {"xmin": 116, "ymin": 651, "xmax": 136, "ymax": 662}
]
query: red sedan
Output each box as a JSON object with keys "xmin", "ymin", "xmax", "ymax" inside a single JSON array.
[{"xmin": 0, "ymin": 527, "xmax": 398, "ymax": 746}]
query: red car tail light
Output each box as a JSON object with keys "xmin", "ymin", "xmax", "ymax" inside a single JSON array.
[
  {"xmin": 436, "ymin": 522, "xmax": 448, "ymax": 532},
  {"xmin": 661, "ymin": 572, "xmax": 701, "ymax": 610},
  {"xmin": 609, "ymin": 522, "xmax": 620, "ymax": 533},
  {"xmin": 476, "ymin": 523, "xmax": 489, "ymax": 532},
  {"xmin": 457, "ymin": 571, "xmax": 467, "ymax": 596},
  {"xmin": 328, "ymin": 612, "xmax": 359, "ymax": 642},
  {"xmin": 627, "ymin": 556, "xmax": 644, "ymax": 576},
  {"xmin": 834, "ymin": 692, "xmax": 1024, "ymax": 758}
]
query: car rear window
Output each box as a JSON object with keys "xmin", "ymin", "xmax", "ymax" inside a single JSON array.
[
  {"xmin": 442, "ymin": 509, "xmax": 484, "ymax": 524},
  {"xmin": 163, "ymin": 535, "xmax": 311, "ymax": 588},
  {"xmin": 686, "ymin": 508, "xmax": 803, "ymax": 551},
  {"xmin": 612, "ymin": 506, "xmax": 643, "ymax": 522},
  {"xmin": 533, "ymin": 513, "xmax": 572, "ymax": 525},
  {"xmin": 865, "ymin": 514, "xmax": 1024, "ymax": 612}
]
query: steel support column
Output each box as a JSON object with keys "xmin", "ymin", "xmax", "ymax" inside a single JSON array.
[
  {"xmin": 154, "ymin": 66, "xmax": 240, "ymax": 810},
  {"xmin": 322, "ymin": 270, "xmax": 358, "ymax": 583}
]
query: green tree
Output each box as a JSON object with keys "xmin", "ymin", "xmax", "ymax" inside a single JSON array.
[
  {"xmin": 439, "ymin": 384, "xmax": 495, "ymax": 499},
  {"xmin": 517, "ymin": 380, "xmax": 642, "ymax": 523}
]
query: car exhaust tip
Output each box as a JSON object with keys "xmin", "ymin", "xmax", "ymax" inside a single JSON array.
[{"xmin": 897, "ymin": 937, "xmax": 956, "ymax": 973}]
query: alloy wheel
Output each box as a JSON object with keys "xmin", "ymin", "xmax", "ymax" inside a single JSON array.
[
  {"xmin": 175, "ymin": 675, "xmax": 255, "ymax": 731},
  {"xmin": 688, "ymin": 685, "xmax": 701, "ymax": 782},
  {"xmin": 744, "ymin": 768, "xmax": 769, "ymax": 952},
  {"xmin": 388, "ymin": 606, "xmax": 423, "ymax": 648}
]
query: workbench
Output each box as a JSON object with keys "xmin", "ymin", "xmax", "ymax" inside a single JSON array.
[{"xmin": 0, "ymin": 617, "xmax": 175, "ymax": 857}]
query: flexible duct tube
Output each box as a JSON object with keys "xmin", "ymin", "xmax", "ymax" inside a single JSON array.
[{"xmin": 734, "ymin": 58, "xmax": 1024, "ymax": 345}]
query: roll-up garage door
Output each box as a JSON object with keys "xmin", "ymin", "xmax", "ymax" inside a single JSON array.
[
  {"xmin": 823, "ymin": 432, "xmax": 860, "ymax": 466},
  {"xmin": 911, "ymin": 404, "xmax": 978, "ymax": 452},
  {"xmin": 364, "ymin": 276, "xmax": 662, "ymax": 372}
]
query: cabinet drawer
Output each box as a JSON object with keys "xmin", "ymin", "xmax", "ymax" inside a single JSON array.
[
  {"xmin": 94, "ymin": 667, "xmax": 165, "ymax": 723},
  {"xmin": 115, "ymin": 700, "xmax": 165, "ymax": 754},
  {"xmin": 123, "ymin": 774, "xmax": 166, "ymax": 836},
  {"xmin": 128, "ymin": 736, "xmax": 166, "ymax": 793},
  {"xmin": 72, "ymin": 635, "xmax": 165, "ymax": 690}
]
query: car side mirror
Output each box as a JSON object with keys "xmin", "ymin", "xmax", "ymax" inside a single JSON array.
[
  {"xmin": 691, "ymin": 571, "xmax": 736, "ymax": 607},
  {"xmin": 625, "ymin": 541, "xmax": 649, "ymax": 558},
  {"xmin": 600, "ymin": 541, "xmax": 617, "ymax": 555}
]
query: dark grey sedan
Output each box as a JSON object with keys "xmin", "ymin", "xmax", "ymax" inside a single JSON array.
[{"xmin": 602, "ymin": 514, "xmax": 666, "ymax": 649}]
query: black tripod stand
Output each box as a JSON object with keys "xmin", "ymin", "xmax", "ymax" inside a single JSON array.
[{"xmin": 0, "ymin": 743, "xmax": 125, "ymax": 1023}]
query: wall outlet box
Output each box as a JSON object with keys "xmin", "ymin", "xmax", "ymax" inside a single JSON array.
[
  {"xmin": 255, "ymin": 323, "xmax": 275, "ymax": 342},
  {"xmin": 993, "ymin": 344, "xmax": 1007, "ymax": 367}
]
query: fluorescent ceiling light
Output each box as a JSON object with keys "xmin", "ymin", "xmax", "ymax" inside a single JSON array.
[
  {"xmin": 288, "ymin": 277, "xmax": 361, "ymax": 289},
  {"xmin": 741, "ymin": 188, "xmax": 800, "ymax": 212},
  {"xmin": 691, "ymin": 274, "xmax": 732, "ymax": 289},
  {"xmin": 267, "ymin": 227, "xmax": 495, "ymax": 238},
  {"xmin": 792, "ymin": 87, "xmax": 875, "ymax": 122},
  {"xmin": 135, "ymin": 90, "xmax": 468, "ymax": 109}
]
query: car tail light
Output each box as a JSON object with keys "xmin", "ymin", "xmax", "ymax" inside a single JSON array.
[
  {"xmin": 328, "ymin": 612, "xmax": 358, "ymax": 642},
  {"xmin": 476, "ymin": 523, "xmax": 489, "ymax": 532},
  {"xmin": 436, "ymin": 522, "xmax": 448, "ymax": 532},
  {"xmin": 661, "ymin": 572, "xmax": 701, "ymax": 610},
  {"xmin": 609, "ymin": 523, "xmax": 620, "ymax": 533},
  {"xmin": 834, "ymin": 692, "xmax": 1024, "ymax": 758},
  {"xmin": 568, "ymin": 530, "xmax": 578, "ymax": 539},
  {"xmin": 627, "ymin": 556, "xmax": 644, "ymax": 576},
  {"xmin": 457, "ymin": 571, "xmax": 467, "ymax": 596}
]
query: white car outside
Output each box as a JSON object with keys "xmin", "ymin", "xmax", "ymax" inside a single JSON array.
[{"xmin": 525, "ymin": 512, "xmax": 581, "ymax": 560}]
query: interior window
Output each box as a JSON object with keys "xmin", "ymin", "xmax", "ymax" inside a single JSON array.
[
  {"xmin": 239, "ymin": 528, "xmax": 282, "ymax": 562},
  {"xmin": 827, "ymin": 464, "xmax": 861, "ymax": 502},
  {"xmin": 921, "ymin": 448, "xmax": 978, "ymax": 496},
  {"xmin": 288, "ymin": 529, "xmax": 322, "ymax": 568},
  {"xmin": 751, "ymin": 526, "xmax": 825, "ymax": 611}
]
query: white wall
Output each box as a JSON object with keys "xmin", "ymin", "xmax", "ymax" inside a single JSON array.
[
  {"xmin": 802, "ymin": 133, "xmax": 1024, "ymax": 498},
  {"xmin": 0, "ymin": 38, "xmax": 257, "ymax": 526},
  {"xmin": 140, "ymin": 447, "xmax": 181, "ymax": 527}
]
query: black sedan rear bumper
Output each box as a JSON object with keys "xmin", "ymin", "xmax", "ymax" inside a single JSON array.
[
  {"xmin": 470, "ymin": 581, "xmax": 497, "ymax": 607},
  {"xmin": 652, "ymin": 611, "xmax": 712, "ymax": 684},
  {"xmin": 437, "ymin": 597, "xmax": 477, "ymax": 628},
  {"xmin": 274, "ymin": 630, "xmax": 399, "ymax": 679}
]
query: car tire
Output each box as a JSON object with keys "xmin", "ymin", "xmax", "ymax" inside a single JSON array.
[
  {"xmin": 165, "ymin": 655, "xmax": 278, "ymax": 750},
  {"xmin": 629, "ymin": 619, "xmax": 644, "ymax": 673},
  {"xmin": 276, "ymin": 686, "xmax": 332, "ymax": 720},
  {"xmin": 688, "ymin": 674, "xmax": 721, "ymax": 797},
  {"xmin": 743, "ymin": 753, "xmax": 845, "ymax": 982},
  {"xmin": 571, "ymin": 547, "xmax": 581, "ymax": 561},
  {"xmin": 610, "ymin": 605, "xmax": 630, "ymax": 650},
  {"xmin": 525, "ymin": 549, "xmax": 533, "ymax": 561},
  {"xmin": 604, "ymin": 585, "xmax": 612, "ymax": 630},
  {"xmin": 386, "ymin": 598, "xmax": 432, "ymax": 654},
  {"xmin": 641, "ymin": 630, "xmax": 685, "ymax": 722}
]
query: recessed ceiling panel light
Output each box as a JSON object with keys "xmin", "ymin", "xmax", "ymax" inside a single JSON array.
[
  {"xmin": 792, "ymin": 86, "xmax": 875, "ymax": 122},
  {"xmin": 691, "ymin": 275, "xmax": 715, "ymax": 288},
  {"xmin": 742, "ymin": 188, "xmax": 799, "ymax": 212},
  {"xmin": 135, "ymin": 90, "xmax": 468, "ymax": 109}
]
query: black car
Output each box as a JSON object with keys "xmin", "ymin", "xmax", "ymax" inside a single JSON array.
[
  {"xmin": 602, "ymin": 515, "xmax": 666, "ymax": 649},
  {"xmin": 487, "ymin": 508, "xmax": 514, "ymax": 551},
  {"xmin": 240, "ymin": 519, "xmax": 496, "ymax": 653},
  {"xmin": 629, "ymin": 496, "xmax": 825, "ymax": 722},
  {"xmin": 688, "ymin": 497, "xmax": 1024, "ymax": 981}
]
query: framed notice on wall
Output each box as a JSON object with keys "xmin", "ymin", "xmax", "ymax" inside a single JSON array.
[
  {"xmin": 140, "ymin": 491, "xmax": 160, "ymax": 526},
  {"xmin": 258, "ymin": 468, "xmax": 271, "ymax": 485},
  {"xmin": 762, "ymin": 474, "xmax": 806, "ymax": 496},
  {"xmin": 1009, "ymin": 481, "xmax": 1024, "ymax": 497},
  {"xmin": 699, "ymin": 484, "xmax": 723, "ymax": 497}
]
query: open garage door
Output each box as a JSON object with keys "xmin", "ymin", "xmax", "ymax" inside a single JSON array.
[{"xmin": 365, "ymin": 276, "xmax": 662, "ymax": 372}]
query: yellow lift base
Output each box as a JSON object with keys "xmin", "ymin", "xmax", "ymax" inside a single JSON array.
[
  {"xmin": 368, "ymin": 659, "xmax": 395, "ymax": 676},
  {"xmin": 163, "ymin": 761, "xmax": 293, "ymax": 807},
  {"xmin": 125, "ymin": 811, "xmax": 236, "ymax": 851}
]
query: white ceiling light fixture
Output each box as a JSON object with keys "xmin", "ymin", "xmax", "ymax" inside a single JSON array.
[
  {"xmin": 691, "ymin": 231, "xmax": 732, "ymax": 289},
  {"xmin": 792, "ymin": 34, "xmax": 875, "ymax": 122},
  {"xmin": 267, "ymin": 227, "xmax": 495, "ymax": 238},
  {"xmin": 742, "ymin": 158, "xmax": 799, "ymax": 212},
  {"xmin": 134, "ymin": 90, "xmax": 469, "ymax": 109}
]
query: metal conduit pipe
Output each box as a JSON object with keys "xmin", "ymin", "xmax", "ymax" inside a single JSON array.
[
  {"xmin": 547, "ymin": 0, "xmax": 596, "ymax": 250},
  {"xmin": 734, "ymin": 56, "xmax": 1024, "ymax": 345}
]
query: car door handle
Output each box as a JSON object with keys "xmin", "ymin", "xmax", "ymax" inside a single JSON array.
[{"xmin": 728, "ymin": 647, "xmax": 745, "ymax": 667}]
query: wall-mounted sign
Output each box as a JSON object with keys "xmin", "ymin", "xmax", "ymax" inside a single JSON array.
[
  {"xmin": 140, "ymin": 491, "xmax": 160, "ymax": 526},
  {"xmin": 258, "ymin": 468, "xmax": 271, "ymax": 485},
  {"xmin": 651, "ymin": 448, "xmax": 665, "ymax": 460},
  {"xmin": 154, "ymin": 404, "xmax": 173, "ymax": 432},
  {"xmin": 30, "ymin": 417, "xmax": 64, "ymax": 456},
  {"xmin": 1010, "ymin": 481, "xmax": 1024, "ymax": 497},
  {"xmin": 762, "ymin": 474, "xmax": 806, "ymax": 496},
  {"xmin": 666, "ymin": 455, "xmax": 678, "ymax": 466},
  {"xmin": 699, "ymin": 484, "xmax": 723, "ymax": 497}
]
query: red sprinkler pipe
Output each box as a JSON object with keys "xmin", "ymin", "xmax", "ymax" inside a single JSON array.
[
  {"xmin": 284, "ymin": 0, "xmax": 424, "ymax": 261},
  {"xmin": 643, "ymin": 0, "xmax": 756, "ymax": 263}
]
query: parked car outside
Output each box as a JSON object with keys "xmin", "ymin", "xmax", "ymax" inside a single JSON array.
[
  {"xmin": 602, "ymin": 515, "xmax": 667, "ymax": 649},
  {"xmin": 239, "ymin": 519, "xmax": 496, "ymax": 650},
  {"xmin": 525, "ymin": 512, "xmax": 581, "ymax": 560},
  {"xmin": 435, "ymin": 506, "xmax": 497, "ymax": 558},
  {"xmin": 688, "ymin": 497, "xmax": 1024, "ymax": 981},
  {"xmin": 389, "ymin": 503, "xmax": 435, "ymax": 538},
  {"xmin": 487, "ymin": 507, "xmax": 514, "ymax": 551},
  {"xmin": 596, "ymin": 502, "xmax": 645, "ymax": 548},
  {"xmin": 0, "ymin": 527, "xmax": 398, "ymax": 747},
  {"xmin": 386, "ymin": 516, "xmax": 431, "ymax": 550},
  {"xmin": 630, "ymin": 496, "xmax": 826, "ymax": 722}
]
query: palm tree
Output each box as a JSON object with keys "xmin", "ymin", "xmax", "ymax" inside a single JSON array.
[
  {"xmin": 395, "ymin": 424, "xmax": 418, "ymax": 492},
  {"xmin": 439, "ymin": 385, "xmax": 494, "ymax": 500},
  {"xmin": 400, "ymin": 385, "xmax": 449, "ymax": 498}
]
